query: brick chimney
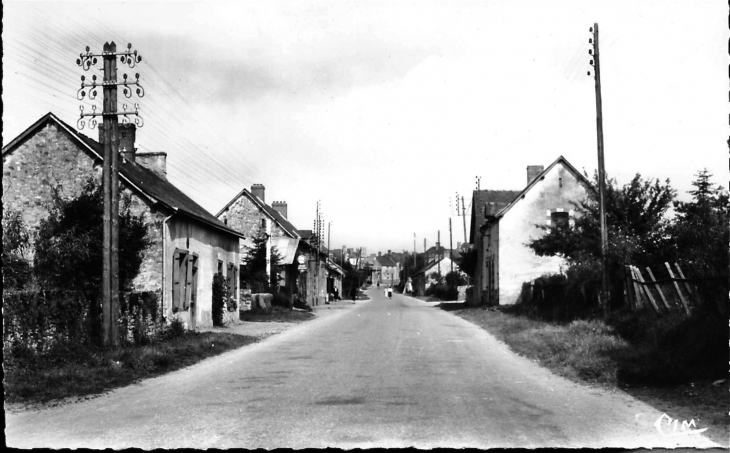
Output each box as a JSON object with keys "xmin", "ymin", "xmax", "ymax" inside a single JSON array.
[
  {"xmin": 527, "ymin": 165, "xmax": 544, "ymax": 185},
  {"xmin": 272, "ymin": 201, "xmax": 288, "ymax": 219},
  {"xmin": 251, "ymin": 184, "xmax": 265, "ymax": 202},
  {"xmin": 98, "ymin": 123, "xmax": 137, "ymax": 162},
  {"xmin": 136, "ymin": 152, "xmax": 167, "ymax": 179}
]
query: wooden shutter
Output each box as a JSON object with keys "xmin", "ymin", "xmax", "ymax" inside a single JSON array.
[
  {"xmin": 190, "ymin": 255, "xmax": 199, "ymax": 306},
  {"xmin": 183, "ymin": 254, "xmax": 192, "ymax": 310},
  {"xmin": 172, "ymin": 251, "xmax": 182, "ymax": 310},
  {"xmin": 227, "ymin": 263, "xmax": 234, "ymax": 296}
]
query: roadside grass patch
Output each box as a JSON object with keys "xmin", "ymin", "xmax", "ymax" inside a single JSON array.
[
  {"xmin": 240, "ymin": 305, "xmax": 316, "ymax": 322},
  {"xmin": 449, "ymin": 305, "xmax": 726, "ymax": 388},
  {"xmin": 4, "ymin": 332, "xmax": 258, "ymax": 406},
  {"xmin": 454, "ymin": 308, "xmax": 626, "ymax": 385}
]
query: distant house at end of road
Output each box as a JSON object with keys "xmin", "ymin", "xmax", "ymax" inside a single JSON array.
[
  {"xmin": 374, "ymin": 251, "xmax": 400, "ymax": 286},
  {"xmin": 2, "ymin": 112, "xmax": 244, "ymax": 330},
  {"xmin": 470, "ymin": 156, "xmax": 592, "ymax": 306}
]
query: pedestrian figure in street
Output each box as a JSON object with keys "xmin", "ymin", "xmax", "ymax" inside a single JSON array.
[{"xmin": 387, "ymin": 286, "xmax": 393, "ymax": 299}]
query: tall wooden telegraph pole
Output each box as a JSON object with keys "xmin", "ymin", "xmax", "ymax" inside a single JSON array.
[
  {"xmin": 589, "ymin": 23, "xmax": 609, "ymax": 317},
  {"xmin": 77, "ymin": 42, "xmax": 144, "ymax": 347}
]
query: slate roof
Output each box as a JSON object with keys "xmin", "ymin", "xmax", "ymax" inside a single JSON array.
[
  {"xmin": 375, "ymin": 255, "xmax": 398, "ymax": 267},
  {"xmin": 469, "ymin": 190, "xmax": 521, "ymax": 243},
  {"xmin": 2, "ymin": 112, "xmax": 244, "ymax": 239},
  {"xmin": 216, "ymin": 188, "xmax": 300, "ymax": 239}
]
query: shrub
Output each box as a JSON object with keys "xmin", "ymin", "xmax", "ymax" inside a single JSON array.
[
  {"xmin": 271, "ymin": 291, "xmax": 290, "ymax": 308},
  {"xmin": 211, "ymin": 273, "xmax": 229, "ymax": 326},
  {"xmin": 426, "ymin": 283, "xmax": 458, "ymax": 301},
  {"xmin": 167, "ymin": 317, "xmax": 186, "ymax": 338}
]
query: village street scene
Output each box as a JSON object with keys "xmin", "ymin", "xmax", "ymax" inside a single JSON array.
[{"xmin": 3, "ymin": 1, "xmax": 728, "ymax": 450}]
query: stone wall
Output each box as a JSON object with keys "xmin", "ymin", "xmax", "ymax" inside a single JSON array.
[
  {"xmin": 3, "ymin": 123, "xmax": 101, "ymax": 238},
  {"xmin": 3, "ymin": 121, "xmax": 164, "ymax": 293}
]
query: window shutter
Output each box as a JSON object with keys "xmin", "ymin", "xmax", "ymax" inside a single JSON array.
[
  {"xmin": 227, "ymin": 263, "xmax": 234, "ymax": 296},
  {"xmin": 183, "ymin": 254, "xmax": 193, "ymax": 310},
  {"xmin": 172, "ymin": 251, "xmax": 182, "ymax": 310},
  {"xmin": 191, "ymin": 255, "xmax": 199, "ymax": 305}
]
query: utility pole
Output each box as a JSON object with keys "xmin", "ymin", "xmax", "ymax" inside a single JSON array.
[
  {"xmin": 449, "ymin": 218, "xmax": 453, "ymax": 274},
  {"xmin": 77, "ymin": 42, "xmax": 143, "ymax": 347},
  {"xmin": 461, "ymin": 196, "xmax": 468, "ymax": 246},
  {"xmin": 437, "ymin": 230, "xmax": 441, "ymax": 277},
  {"xmin": 413, "ymin": 233, "xmax": 416, "ymax": 266},
  {"xmin": 589, "ymin": 23, "xmax": 609, "ymax": 317}
]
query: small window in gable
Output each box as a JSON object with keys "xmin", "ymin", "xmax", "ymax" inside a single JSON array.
[{"xmin": 551, "ymin": 211, "xmax": 570, "ymax": 229}]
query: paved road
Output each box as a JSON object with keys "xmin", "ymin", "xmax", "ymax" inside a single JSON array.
[{"xmin": 5, "ymin": 289, "xmax": 722, "ymax": 449}]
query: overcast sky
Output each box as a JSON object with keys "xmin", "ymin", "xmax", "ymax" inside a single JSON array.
[{"xmin": 3, "ymin": 0, "xmax": 727, "ymax": 253}]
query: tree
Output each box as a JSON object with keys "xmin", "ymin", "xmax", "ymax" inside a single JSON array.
[
  {"xmin": 670, "ymin": 169, "xmax": 729, "ymax": 276},
  {"xmin": 530, "ymin": 172, "xmax": 675, "ymax": 266},
  {"xmin": 240, "ymin": 226, "xmax": 282, "ymax": 293},
  {"xmin": 33, "ymin": 178, "xmax": 149, "ymax": 292},
  {"xmin": 528, "ymin": 172, "xmax": 676, "ymax": 310},
  {"xmin": 2, "ymin": 210, "xmax": 33, "ymax": 289},
  {"xmin": 456, "ymin": 247, "xmax": 478, "ymax": 279}
]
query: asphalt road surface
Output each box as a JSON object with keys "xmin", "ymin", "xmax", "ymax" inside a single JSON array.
[{"xmin": 5, "ymin": 288, "xmax": 722, "ymax": 449}]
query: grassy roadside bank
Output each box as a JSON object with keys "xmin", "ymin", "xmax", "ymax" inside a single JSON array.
[
  {"xmin": 4, "ymin": 331, "xmax": 261, "ymax": 409},
  {"xmin": 443, "ymin": 303, "xmax": 729, "ymax": 446}
]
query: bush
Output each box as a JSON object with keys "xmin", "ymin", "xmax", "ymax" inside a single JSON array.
[
  {"xmin": 607, "ymin": 306, "xmax": 727, "ymax": 385},
  {"xmin": 426, "ymin": 283, "xmax": 458, "ymax": 301},
  {"xmin": 211, "ymin": 274, "xmax": 229, "ymax": 327},
  {"xmin": 271, "ymin": 291, "xmax": 291, "ymax": 308}
]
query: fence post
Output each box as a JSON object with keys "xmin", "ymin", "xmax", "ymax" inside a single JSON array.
[
  {"xmin": 629, "ymin": 266, "xmax": 645, "ymax": 309},
  {"xmin": 633, "ymin": 266, "xmax": 660, "ymax": 313},
  {"xmin": 624, "ymin": 265, "xmax": 636, "ymax": 310},
  {"xmin": 665, "ymin": 262, "xmax": 691, "ymax": 315},
  {"xmin": 674, "ymin": 263, "xmax": 696, "ymax": 303},
  {"xmin": 646, "ymin": 266, "xmax": 671, "ymax": 312}
]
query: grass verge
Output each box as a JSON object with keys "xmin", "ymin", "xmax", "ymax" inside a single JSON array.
[
  {"xmin": 447, "ymin": 304, "xmax": 729, "ymax": 445},
  {"xmin": 240, "ymin": 305, "xmax": 317, "ymax": 322},
  {"xmin": 4, "ymin": 332, "xmax": 259, "ymax": 407}
]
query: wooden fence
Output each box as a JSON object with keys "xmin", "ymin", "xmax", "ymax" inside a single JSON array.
[{"xmin": 624, "ymin": 262, "xmax": 725, "ymax": 315}]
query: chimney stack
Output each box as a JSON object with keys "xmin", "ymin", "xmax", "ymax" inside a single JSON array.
[
  {"xmin": 251, "ymin": 184, "xmax": 265, "ymax": 202},
  {"xmin": 136, "ymin": 152, "xmax": 167, "ymax": 179},
  {"xmin": 527, "ymin": 165, "xmax": 544, "ymax": 186},
  {"xmin": 272, "ymin": 201, "xmax": 288, "ymax": 219}
]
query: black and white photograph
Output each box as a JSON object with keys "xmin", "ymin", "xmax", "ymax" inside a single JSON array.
[{"xmin": 3, "ymin": 0, "xmax": 728, "ymax": 449}]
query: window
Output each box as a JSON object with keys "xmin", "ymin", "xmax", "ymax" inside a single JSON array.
[
  {"xmin": 217, "ymin": 259, "xmax": 223, "ymax": 275},
  {"xmin": 551, "ymin": 211, "xmax": 569, "ymax": 229}
]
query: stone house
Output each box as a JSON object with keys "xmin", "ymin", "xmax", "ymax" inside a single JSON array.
[
  {"xmin": 470, "ymin": 156, "xmax": 592, "ymax": 305},
  {"xmin": 2, "ymin": 112, "xmax": 243, "ymax": 330},
  {"xmin": 216, "ymin": 185, "xmax": 301, "ymax": 299}
]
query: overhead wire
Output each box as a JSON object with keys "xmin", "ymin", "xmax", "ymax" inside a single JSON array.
[{"xmin": 6, "ymin": 5, "xmax": 262, "ymax": 210}]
